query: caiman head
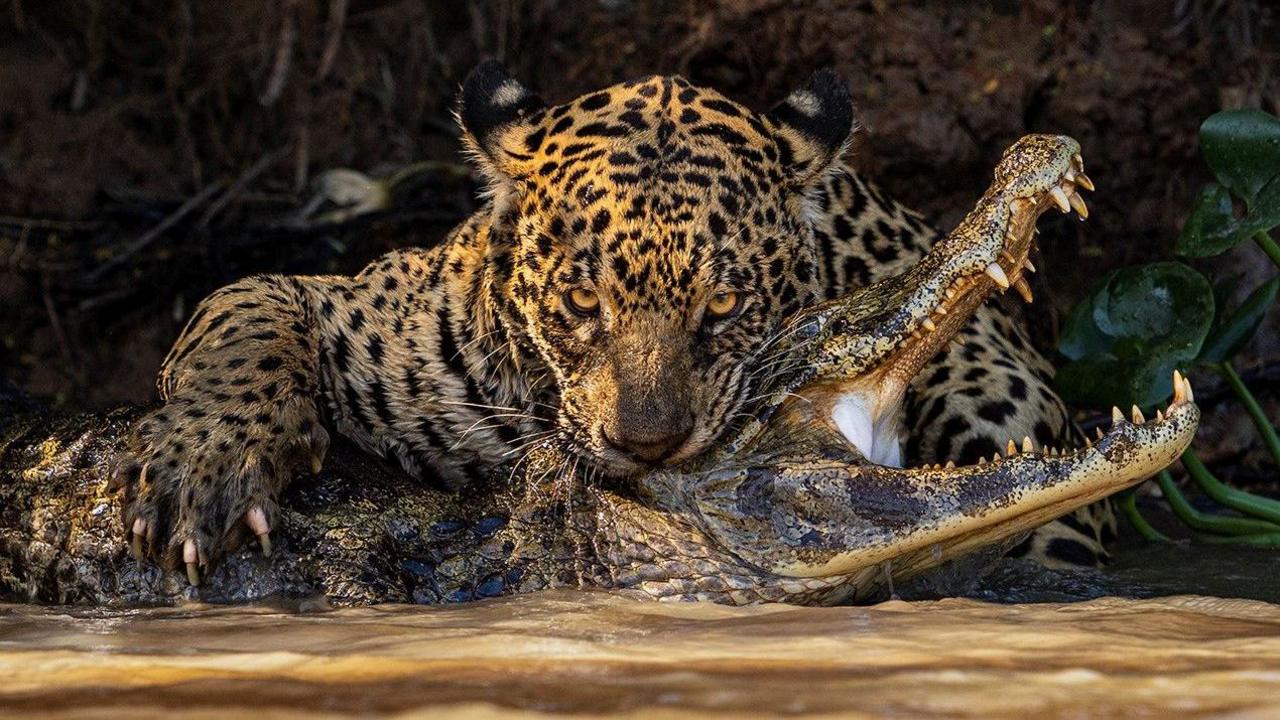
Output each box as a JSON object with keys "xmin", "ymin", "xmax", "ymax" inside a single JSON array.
[{"xmin": 612, "ymin": 134, "xmax": 1200, "ymax": 601}]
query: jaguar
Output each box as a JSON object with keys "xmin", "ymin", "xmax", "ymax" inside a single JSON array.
[{"xmin": 115, "ymin": 62, "xmax": 1124, "ymax": 586}]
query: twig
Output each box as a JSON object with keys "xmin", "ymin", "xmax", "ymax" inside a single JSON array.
[
  {"xmin": 85, "ymin": 182, "xmax": 223, "ymax": 282},
  {"xmin": 41, "ymin": 274, "xmax": 78, "ymax": 384},
  {"xmin": 317, "ymin": 0, "xmax": 348, "ymax": 80},
  {"xmin": 197, "ymin": 150, "xmax": 281, "ymax": 230},
  {"xmin": 260, "ymin": 0, "xmax": 298, "ymax": 106}
]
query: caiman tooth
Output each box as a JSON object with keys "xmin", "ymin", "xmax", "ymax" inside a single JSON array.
[
  {"xmin": 1156, "ymin": 409, "xmax": 1165, "ymax": 422},
  {"xmin": 1084, "ymin": 436, "xmax": 1093, "ymax": 448},
  {"xmin": 1012, "ymin": 277, "xmax": 1034, "ymax": 303},
  {"xmin": 977, "ymin": 456, "xmax": 987, "ymax": 465},
  {"xmin": 922, "ymin": 317, "xmax": 938, "ymax": 332},
  {"xmin": 1096, "ymin": 427, "xmax": 1105, "ymax": 440},
  {"xmin": 1131, "ymin": 405, "xmax": 1145, "ymax": 424},
  {"xmin": 945, "ymin": 460, "xmax": 956, "ymax": 469},
  {"xmin": 1075, "ymin": 172, "xmax": 1095, "ymax": 191},
  {"xmin": 1001, "ymin": 250, "xmax": 1018, "ymax": 265},
  {"xmin": 1022, "ymin": 436, "xmax": 1035, "ymax": 453},
  {"xmin": 1112, "ymin": 406, "xmax": 1125, "ymax": 425},
  {"xmin": 1007, "ymin": 439, "xmax": 1018, "ymax": 455},
  {"xmin": 934, "ymin": 306, "xmax": 948, "ymax": 316},
  {"xmin": 1050, "ymin": 186, "xmax": 1072, "ymax": 213},
  {"xmin": 993, "ymin": 451, "xmax": 1003, "ymax": 461},
  {"xmin": 1173, "ymin": 370, "xmax": 1186, "ymax": 403},
  {"xmin": 985, "ymin": 263, "xmax": 1010, "ymax": 289},
  {"xmin": 1023, "ymin": 259, "xmax": 1036, "ymax": 273},
  {"xmin": 1069, "ymin": 191, "xmax": 1089, "ymax": 218},
  {"xmin": 1185, "ymin": 376, "xmax": 1196, "ymax": 403}
]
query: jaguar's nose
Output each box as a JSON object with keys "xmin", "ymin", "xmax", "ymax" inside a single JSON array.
[{"xmin": 606, "ymin": 422, "xmax": 693, "ymax": 465}]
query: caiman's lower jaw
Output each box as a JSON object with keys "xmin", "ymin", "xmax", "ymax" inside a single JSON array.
[
  {"xmin": 796, "ymin": 144, "xmax": 1094, "ymax": 467},
  {"xmin": 843, "ymin": 372, "xmax": 1201, "ymax": 579}
]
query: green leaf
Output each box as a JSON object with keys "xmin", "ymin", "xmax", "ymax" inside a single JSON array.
[
  {"xmin": 1244, "ymin": 174, "xmax": 1280, "ymax": 235},
  {"xmin": 1198, "ymin": 277, "xmax": 1279, "ymax": 364},
  {"xmin": 1200, "ymin": 109, "xmax": 1280, "ymax": 207},
  {"xmin": 1177, "ymin": 178, "xmax": 1280, "ymax": 257},
  {"xmin": 1056, "ymin": 262, "xmax": 1215, "ymax": 408},
  {"xmin": 1177, "ymin": 184, "xmax": 1245, "ymax": 257}
]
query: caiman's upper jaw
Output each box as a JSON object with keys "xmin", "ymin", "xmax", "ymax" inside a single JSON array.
[{"xmin": 784, "ymin": 135, "xmax": 1094, "ymax": 467}]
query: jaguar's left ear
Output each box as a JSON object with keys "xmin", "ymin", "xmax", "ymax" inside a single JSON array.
[
  {"xmin": 457, "ymin": 60, "xmax": 547, "ymax": 184},
  {"xmin": 766, "ymin": 69, "xmax": 856, "ymax": 185}
]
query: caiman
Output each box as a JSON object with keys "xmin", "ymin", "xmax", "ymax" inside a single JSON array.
[{"xmin": 0, "ymin": 135, "xmax": 1198, "ymax": 606}]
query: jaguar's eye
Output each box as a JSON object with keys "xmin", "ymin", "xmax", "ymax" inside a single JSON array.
[
  {"xmin": 564, "ymin": 286, "xmax": 600, "ymax": 317},
  {"xmin": 705, "ymin": 290, "xmax": 743, "ymax": 321}
]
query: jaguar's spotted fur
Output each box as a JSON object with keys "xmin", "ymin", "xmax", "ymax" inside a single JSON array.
[{"xmin": 117, "ymin": 62, "xmax": 1113, "ymax": 579}]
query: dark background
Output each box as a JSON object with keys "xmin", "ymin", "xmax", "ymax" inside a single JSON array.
[{"xmin": 2, "ymin": 1, "xmax": 1277, "ymax": 480}]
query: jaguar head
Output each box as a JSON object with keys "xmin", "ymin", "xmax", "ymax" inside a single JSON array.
[{"xmin": 457, "ymin": 62, "xmax": 856, "ymax": 475}]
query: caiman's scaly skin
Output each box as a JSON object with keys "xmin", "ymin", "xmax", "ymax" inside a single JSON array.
[{"xmin": 0, "ymin": 135, "xmax": 1199, "ymax": 605}]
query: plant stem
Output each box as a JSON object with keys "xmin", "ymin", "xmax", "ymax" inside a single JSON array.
[
  {"xmin": 1118, "ymin": 487, "xmax": 1170, "ymax": 541},
  {"xmin": 1256, "ymin": 230, "xmax": 1280, "ymax": 271},
  {"xmin": 1182, "ymin": 449, "xmax": 1280, "ymax": 524},
  {"xmin": 1218, "ymin": 361, "xmax": 1280, "ymax": 467},
  {"xmin": 1200, "ymin": 532, "xmax": 1280, "ymax": 547},
  {"xmin": 1154, "ymin": 470, "xmax": 1280, "ymax": 536}
]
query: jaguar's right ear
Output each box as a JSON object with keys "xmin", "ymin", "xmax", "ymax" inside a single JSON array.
[{"xmin": 457, "ymin": 60, "xmax": 547, "ymax": 185}]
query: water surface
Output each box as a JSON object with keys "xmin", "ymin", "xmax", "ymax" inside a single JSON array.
[{"xmin": 4, "ymin": 586, "xmax": 1280, "ymax": 718}]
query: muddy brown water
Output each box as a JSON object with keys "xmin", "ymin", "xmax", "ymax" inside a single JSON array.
[{"xmin": 3, "ymin": 543, "xmax": 1280, "ymax": 719}]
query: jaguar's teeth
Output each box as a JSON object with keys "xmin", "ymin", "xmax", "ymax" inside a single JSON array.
[
  {"xmin": 1075, "ymin": 172, "xmax": 1095, "ymax": 191},
  {"xmin": 1022, "ymin": 436, "xmax": 1034, "ymax": 453},
  {"xmin": 1012, "ymin": 277, "xmax": 1034, "ymax": 303},
  {"xmin": 1112, "ymin": 406, "xmax": 1125, "ymax": 425},
  {"xmin": 985, "ymin": 263, "xmax": 1010, "ymax": 289},
  {"xmin": 1131, "ymin": 405, "xmax": 1145, "ymax": 424},
  {"xmin": 1069, "ymin": 192, "xmax": 1089, "ymax": 219},
  {"xmin": 1050, "ymin": 187, "xmax": 1072, "ymax": 213}
]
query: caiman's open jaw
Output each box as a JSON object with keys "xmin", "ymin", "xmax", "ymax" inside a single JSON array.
[
  {"xmin": 779, "ymin": 135, "xmax": 1096, "ymax": 468},
  {"xmin": 648, "ymin": 135, "xmax": 1201, "ymax": 596}
]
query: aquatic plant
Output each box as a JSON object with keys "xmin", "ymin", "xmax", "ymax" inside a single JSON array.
[{"xmin": 1056, "ymin": 109, "xmax": 1280, "ymax": 545}]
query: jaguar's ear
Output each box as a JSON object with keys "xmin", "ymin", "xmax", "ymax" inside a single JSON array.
[
  {"xmin": 766, "ymin": 69, "xmax": 856, "ymax": 185},
  {"xmin": 457, "ymin": 60, "xmax": 547, "ymax": 182}
]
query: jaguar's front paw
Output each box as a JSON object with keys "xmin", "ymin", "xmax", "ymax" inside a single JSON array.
[{"xmin": 113, "ymin": 393, "xmax": 329, "ymax": 585}]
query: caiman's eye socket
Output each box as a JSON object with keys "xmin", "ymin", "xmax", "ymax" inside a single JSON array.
[
  {"xmin": 564, "ymin": 287, "xmax": 600, "ymax": 317},
  {"xmin": 705, "ymin": 290, "xmax": 743, "ymax": 322}
]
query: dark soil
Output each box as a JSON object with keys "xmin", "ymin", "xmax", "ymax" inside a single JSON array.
[{"xmin": 2, "ymin": 1, "xmax": 1277, "ymax": 488}]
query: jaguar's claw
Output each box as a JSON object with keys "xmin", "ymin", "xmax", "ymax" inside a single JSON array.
[
  {"xmin": 129, "ymin": 518, "xmax": 147, "ymax": 561},
  {"xmin": 183, "ymin": 538, "xmax": 201, "ymax": 586},
  {"xmin": 246, "ymin": 506, "xmax": 273, "ymax": 557}
]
